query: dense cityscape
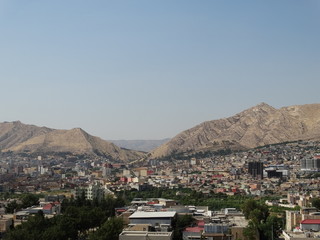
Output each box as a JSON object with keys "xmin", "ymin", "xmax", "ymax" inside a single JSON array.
[{"xmin": 0, "ymin": 140, "xmax": 320, "ymax": 239}]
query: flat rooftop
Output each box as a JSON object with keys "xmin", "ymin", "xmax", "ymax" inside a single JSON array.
[
  {"xmin": 129, "ymin": 211, "xmax": 176, "ymax": 219},
  {"xmin": 228, "ymin": 216, "xmax": 248, "ymax": 228},
  {"xmin": 283, "ymin": 230, "xmax": 320, "ymax": 240},
  {"xmin": 120, "ymin": 231, "xmax": 172, "ymax": 236}
]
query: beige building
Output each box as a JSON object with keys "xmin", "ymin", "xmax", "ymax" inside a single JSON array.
[
  {"xmin": 0, "ymin": 217, "xmax": 13, "ymax": 233},
  {"xmin": 286, "ymin": 208, "xmax": 320, "ymax": 231}
]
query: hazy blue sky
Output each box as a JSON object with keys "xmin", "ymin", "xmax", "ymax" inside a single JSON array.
[{"xmin": 0, "ymin": 1, "xmax": 319, "ymax": 140}]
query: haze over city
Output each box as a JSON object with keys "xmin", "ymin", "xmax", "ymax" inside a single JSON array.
[{"xmin": 0, "ymin": 0, "xmax": 319, "ymax": 140}]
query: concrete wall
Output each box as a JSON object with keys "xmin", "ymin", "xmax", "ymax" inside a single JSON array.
[
  {"xmin": 130, "ymin": 218, "xmax": 172, "ymax": 227},
  {"xmin": 182, "ymin": 231, "xmax": 201, "ymax": 240},
  {"xmin": 300, "ymin": 223, "xmax": 320, "ymax": 231},
  {"xmin": 119, "ymin": 231, "xmax": 172, "ymax": 240}
]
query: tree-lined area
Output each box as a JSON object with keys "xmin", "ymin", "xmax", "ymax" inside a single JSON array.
[
  {"xmin": 1, "ymin": 193, "xmax": 43, "ymax": 214},
  {"xmin": 242, "ymin": 199, "xmax": 283, "ymax": 240},
  {"xmin": 121, "ymin": 188, "xmax": 253, "ymax": 210},
  {"xmin": 4, "ymin": 194, "xmax": 125, "ymax": 240}
]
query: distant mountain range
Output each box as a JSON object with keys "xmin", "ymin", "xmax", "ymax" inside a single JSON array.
[
  {"xmin": 151, "ymin": 103, "xmax": 320, "ymax": 158},
  {"xmin": 110, "ymin": 139, "xmax": 170, "ymax": 152},
  {"xmin": 2, "ymin": 103, "xmax": 320, "ymax": 162},
  {"xmin": 0, "ymin": 121, "xmax": 145, "ymax": 162}
]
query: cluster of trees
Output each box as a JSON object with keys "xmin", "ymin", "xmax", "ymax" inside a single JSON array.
[
  {"xmin": 242, "ymin": 199, "xmax": 283, "ymax": 240},
  {"xmin": 119, "ymin": 188, "xmax": 251, "ymax": 210},
  {"xmin": 4, "ymin": 194, "xmax": 125, "ymax": 240},
  {"xmin": 3, "ymin": 190, "xmax": 198, "ymax": 240},
  {"xmin": 5, "ymin": 210, "xmax": 78, "ymax": 240},
  {"xmin": 5, "ymin": 210, "xmax": 123, "ymax": 240},
  {"xmin": 4, "ymin": 193, "xmax": 41, "ymax": 214},
  {"xmin": 3, "ymin": 188, "xmax": 291, "ymax": 240}
]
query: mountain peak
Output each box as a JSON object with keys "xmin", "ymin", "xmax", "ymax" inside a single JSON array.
[
  {"xmin": 70, "ymin": 127, "xmax": 85, "ymax": 133},
  {"xmin": 256, "ymin": 102, "xmax": 270, "ymax": 107},
  {"xmin": 252, "ymin": 102, "xmax": 274, "ymax": 110},
  {"xmin": 151, "ymin": 103, "xmax": 320, "ymax": 158},
  {"xmin": 0, "ymin": 122, "xmax": 145, "ymax": 162},
  {"xmin": 239, "ymin": 102, "xmax": 276, "ymax": 115}
]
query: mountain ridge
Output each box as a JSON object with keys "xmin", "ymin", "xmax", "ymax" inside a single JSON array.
[
  {"xmin": 150, "ymin": 103, "xmax": 320, "ymax": 158},
  {"xmin": 0, "ymin": 122, "xmax": 145, "ymax": 162},
  {"xmin": 2, "ymin": 103, "xmax": 320, "ymax": 161}
]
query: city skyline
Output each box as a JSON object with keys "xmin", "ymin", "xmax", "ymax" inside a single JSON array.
[{"xmin": 0, "ymin": 1, "xmax": 319, "ymax": 140}]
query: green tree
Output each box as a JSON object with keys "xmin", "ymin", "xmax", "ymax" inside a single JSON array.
[
  {"xmin": 259, "ymin": 215, "xmax": 283, "ymax": 240},
  {"xmin": 242, "ymin": 200, "xmax": 281, "ymax": 240},
  {"xmin": 5, "ymin": 200, "xmax": 19, "ymax": 214},
  {"xmin": 46, "ymin": 215, "xmax": 78, "ymax": 240},
  {"xmin": 89, "ymin": 217, "xmax": 123, "ymax": 240},
  {"xmin": 21, "ymin": 194, "xmax": 39, "ymax": 208},
  {"xmin": 4, "ymin": 211, "xmax": 49, "ymax": 240},
  {"xmin": 243, "ymin": 221, "xmax": 259, "ymax": 240},
  {"xmin": 311, "ymin": 198, "xmax": 320, "ymax": 210},
  {"xmin": 173, "ymin": 215, "xmax": 195, "ymax": 240},
  {"xmin": 242, "ymin": 199, "xmax": 266, "ymax": 220}
]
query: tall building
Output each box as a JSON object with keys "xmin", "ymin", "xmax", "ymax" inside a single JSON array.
[
  {"xmin": 74, "ymin": 182, "xmax": 107, "ymax": 201},
  {"xmin": 248, "ymin": 161, "xmax": 263, "ymax": 179},
  {"xmin": 102, "ymin": 163, "xmax": 112, "ymax": 177},
  {"xmin": 301, "ymin": 155, "xmax": 320, "ymax": 171}
]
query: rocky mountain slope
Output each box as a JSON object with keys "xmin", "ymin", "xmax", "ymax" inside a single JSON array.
[
  {"xmin": 0, "ymin": 121, "xmax": 53, "ymax": 150},
  {"xmin": 110, "ymin": 138, "xmax": 171, "ymax": 152},
  {"xmin": 151, "ymin": 103, "xmax": 320, "ymax": 158},
  {"xmin": 0, "ymin": 121, "xmax": 144, "ymax": 162}
]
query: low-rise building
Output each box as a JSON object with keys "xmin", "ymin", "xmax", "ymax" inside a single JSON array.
[
  {"xmin": 119, "ymin": 231, "xmax": 173, "ymax": 240},
  {"xmin": 128, "ymin": 211, "xmax": 176, "ymax": 229},
  {"xmin": 300, "ymin": 219, "xmax": 320, "ymax": 231},
  {"xmin": 0, "ymin": 216, "xmax": 13, "ymax": 234}
]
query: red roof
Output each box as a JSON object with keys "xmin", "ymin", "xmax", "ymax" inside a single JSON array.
[
  {"xmin": 197, "ymin": 220, "xmax": 205, "ymax": 227},
  {"xmin": 301, "ymin": 219, "xmax": 320, "ymax": 224},
  {"xmin": 43, "ymin": 203, "xmax": 54, "ymax": 210},
  {"xmin": 212, "ymin": 175, "xmax": 224, "ymax": 179},
  {"xmin": 116, "ymin": 209, "xmax": 126, "ymax": 213},
  {"xmin": 185, "ymin": 227, "xmax": 204, "ymax": 233}
]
